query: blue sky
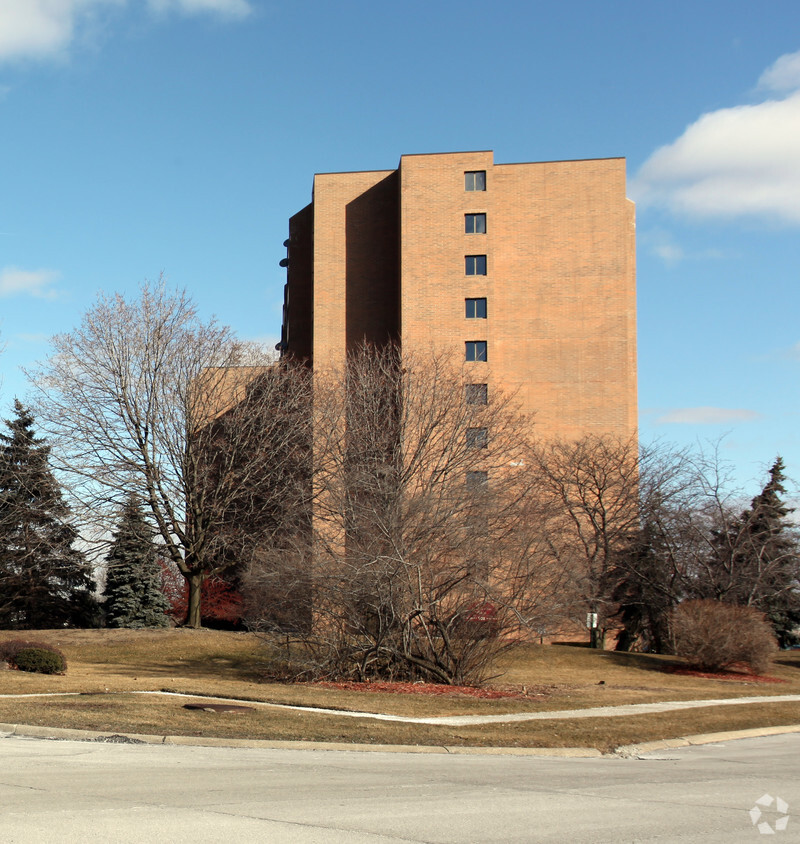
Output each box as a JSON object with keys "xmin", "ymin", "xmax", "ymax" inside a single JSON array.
[{"xmin": 0, "ymin": 0, "xmax": 798, "ymax": 493}]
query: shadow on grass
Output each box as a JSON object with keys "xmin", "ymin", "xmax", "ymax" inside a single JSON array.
[
  {"xmin": 100, "ymin": 654, "xmax": 267, "ymax": 683},
  {"xmin": 594, "ymin": 650, "xmax": 684, "ymax": 673},
  {"xmin": 774, "ymin": 653, "xmax": 800, "ymax": 672},
  {"xmin": 551, "ymin": 642, "xmax": 684, "ymax": 674}
]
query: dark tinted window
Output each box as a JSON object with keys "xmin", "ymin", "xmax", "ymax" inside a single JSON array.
[
  {"xmin": 465, "ymin": 341, "xmax": 487, "ymax": 362},
  {"xmin": 465, "ymin": 213, "xmax": 486, "ymax": 234},
  {"xmin": 465, "ymin": 255, "xmax": 487, "ymax": 275},
  {"xmin": 465, "ymin": 383, "xmax": 488, "ymax": 404},
  {"xmin": 466, "ymin": 427, "xmax": 488, "ymax": 449},
  {"xmin": 466, "ymin": 470, "xmax": 488, "ymax": 488},
  {"xmin": 465, "ymin": 171, "xmax": 486, "ymax": 191},
  {"xmin": 465, "ymin": 298, "xmax": 487, "ymax": 319}
]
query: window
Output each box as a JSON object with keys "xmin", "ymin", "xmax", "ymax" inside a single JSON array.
[
  {"xmin": 465, "ymin": 171, "xmax": 486, "ymax": 191},
  {"xmin": 466, "ymin": 470, "xmax": 488, "ymax": 489},
  {"xmin": 465, "ymin": 383, "xmax": 488, "ymax": 405},
  {"xmin": 467, "ymin": 556, "xmax": 489, "ymax": 580},
  {"xmin": 465, "ymin": 213, "xmax": 486, "ymax": 234},
  {"xmin": 468, "ymin": 513, "xmax": 489, "ymax": 535},
  {"xmin": 465, "ymin": 341, "xmax": 487, "ymax": 362},
  {"xmin": 465, "ymin": 297, "xmax": 487, "ymax": 319},
  {"xmin": 466, "ymin": 427, "xmax": 488, "ymax": 449},
  {"xmin": 465, "ymin": 255, "xmax": 487, "ymax": 275},
  {"xmin": 466, "ymin": 512, "xmax": 489, "ymax": 579}
]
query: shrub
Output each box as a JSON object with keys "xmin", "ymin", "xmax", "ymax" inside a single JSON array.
[
  {"xmin": 9, "ymin": 646, "xmax": 67, "ymax": 675},
  {"xmin": 255, "ymin": 638, "xmax": 321, "ymax": 682},
  {"xmin": 670, "ymin": 600, "xmax": 777, "ymax": 675},
  {"xmin": 0, "ymin": 639, "xmax": 65, "ymax": 666},
  {"xmin": 0, "ymin": 639, "xmax": 41, "ymax": 663}
]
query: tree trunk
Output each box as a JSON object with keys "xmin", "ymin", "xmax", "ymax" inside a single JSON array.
[{"xmin": 185, "ymin": 571, "xmax": 204, "ymax": 628}]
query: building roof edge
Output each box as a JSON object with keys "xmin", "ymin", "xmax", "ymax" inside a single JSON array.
[
  {"xmin": 499, "ymin": 156, "xmax": 626, "ymax": 166},
  {"xmin": 313, "ymin": 168, "xmax": 396, "ymax": 178}
]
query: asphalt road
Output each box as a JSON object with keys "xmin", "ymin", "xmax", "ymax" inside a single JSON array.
[{"xmin": 1, "ymin": 734, "xmax": 797, "ymax": 842}]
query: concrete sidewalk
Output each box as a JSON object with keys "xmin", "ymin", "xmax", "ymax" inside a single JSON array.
[
  {"xmin": 1, "ymin": 690, "xmax": 799, "ymax": 756},
  {"xmin": 139, "ymin": 689, "xmax": 800, "ymax": 726},
  {"xmin": 3, "ymin": 689, "xmax": 800, "ymax": 725}
]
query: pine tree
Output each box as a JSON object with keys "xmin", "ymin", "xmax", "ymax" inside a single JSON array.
[
  {"xmin": 738, "ymin": 458, "xmax": 800, "ymax": 645},
  {"xmin": 0, "ymin": 400, "xmax": 97, "ymax": 628},
  {"xmin": 704, "ymin": 457, "xmax": 800, "ymax": 645},
  {"xmin": 612, "ymin": 518, "xmax": 683, "ymax": 653},
  {"xmin": 103, "ymin": 495, "xmax": 170, "ymax": 628}
]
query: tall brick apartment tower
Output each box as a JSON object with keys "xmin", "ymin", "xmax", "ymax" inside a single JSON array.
[{"xmin": 280, "ymin": 150, "xmax": 637, "ymax": 440}]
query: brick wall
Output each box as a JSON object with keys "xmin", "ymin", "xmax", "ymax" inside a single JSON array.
[
  {"xmin": 285, "ymin": 151, "xmax": 637, "ymax": 442},
  {"xmin": 311, "ymin": 169, "xmax": 396, "ymax": 372}
]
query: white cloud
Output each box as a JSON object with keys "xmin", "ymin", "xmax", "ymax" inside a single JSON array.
[
  {"xmin": 0, "ymin": 0, "xmax": 250, "ymax": 63},
  {"xmin": 0, "ymin": 267, "xmax": 61, "ymax": 299},
  {"xmin": 652, "ymin": 242, "xmax": 683, "ymax": 263},
  {"xmin": 632, "ymin": 50, "xmax": 800, "ymax": 226},
  {"xmin": 638, "ymin": 228, "xmax": 684, "ymax": 264},
  {"xmin": 655, "ymin": 407, "xmax": 761, "ymax": 425},
  {"xmin": 758, "ymin": 51, "xmax": 800, "ymax": 92},
  {"xmin": 638, "ymin": 228, "xmax": 732, "ymax": 266},
  {"xmin": 0, "ymin": 0, "xmax": 122, "ymax": 62},
  {"xmin": 146, "ymin": 0, "xmax": 251, "ymax": 17}
]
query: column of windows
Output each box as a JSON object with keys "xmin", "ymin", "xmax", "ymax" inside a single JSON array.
[
  {"xmin": 464, "ymin": 168, "xmax": 488, "ymax": 387},
  {"xmin": 464, "ymin": 170, "xmax": 489, "ymax": 496}
]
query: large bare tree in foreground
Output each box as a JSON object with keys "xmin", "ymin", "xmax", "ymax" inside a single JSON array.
[
  {"xmin": 246, "ymin": 345, "xmax": 566, "ymax": 685},
  {"xmin": 32, "ymin": 281, "xmax": 313, "ymax": 627}
]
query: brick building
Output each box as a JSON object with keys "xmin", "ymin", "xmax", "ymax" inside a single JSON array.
[{"xmin": 280, "ymin": 150, "xmax": 637, "ymax": 441}]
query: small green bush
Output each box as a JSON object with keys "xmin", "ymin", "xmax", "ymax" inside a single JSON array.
[
  {"xmin": 11, "ymin": 647, "xmax": 67, "ymax": 675},
  {"xmin": 671, "ymin": 600, "xmax": 777, "ymax": 675}
]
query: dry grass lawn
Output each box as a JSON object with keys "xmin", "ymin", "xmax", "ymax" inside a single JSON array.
[{"xmin": 1, "ymin": 628, "xmax": 798, "ymax": 752}]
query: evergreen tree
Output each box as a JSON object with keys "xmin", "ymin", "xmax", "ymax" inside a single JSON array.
[
  {"xmin": 703, "ymin": 457, "xmax": 800, "ymax": 645},
  {"xmin": 103, "ymin": 495, "xmax": 170, "ymax": 628},
  {"xmin": 0, "ymin": 400, "xmax": 97, "ymax": 628},
  {"xmin": 612, "ymin": 518, "xmax": 683, "ymax": 653},
  {"xmin": 739, "ymin": 458, "xmax": 800, "ymax": 645}
]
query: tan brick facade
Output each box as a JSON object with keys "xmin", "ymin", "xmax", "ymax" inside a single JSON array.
[{"xmin": 282, "ymin": 151, "xmax": 637, "ymax": 441}]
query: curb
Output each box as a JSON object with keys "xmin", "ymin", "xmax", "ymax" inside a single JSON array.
[
  {"xmin": 614, "ymin": 724, "xmax": 800, "ymax": 757},
  {"xmin": 0, "ymin": 722, "xmax": 604, "ymax": 756},
  {"xmin": 2, "ymin": 720, "xmax": 799, "ymax": 757}
]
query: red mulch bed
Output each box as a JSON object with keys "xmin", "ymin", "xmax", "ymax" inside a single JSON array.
[
  {"xmin": 305, "ymin": 680, "xmax": 528, "ymax": 699},
  {"xmin": 663, "ymin": 665, "xmax": 787, "ymax": 684}
]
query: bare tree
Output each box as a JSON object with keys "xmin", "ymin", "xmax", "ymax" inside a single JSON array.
[
  {"xmin": 528, "ymin": 437, "xmax": 743, "ymax": 652},
  {"xmin": 527, "ymin": 435, "xmax": 642, "ymax": 647},
  {"xmin": 31, "ymin": 281, "xmax": 313, "ymax": 627},
  {"xmin": 246, "ymin": 345, "xmax": 566, "ymax": 685}
]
